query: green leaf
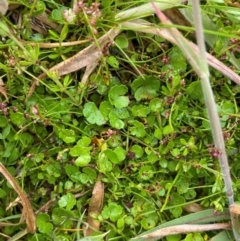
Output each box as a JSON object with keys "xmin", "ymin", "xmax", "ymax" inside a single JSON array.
[
  {"xmin": 83, "ymin": 102, "xmax": 106, "ymax": 125},
  {"xmin": 176, "ymin": 179, "xmax": 189, "ymax": 194},
  {"xmin": 184, "ymin": 233, "xmax": 204, "ymax": 241},
  {"xmin": 160, "ymin": 158, "xmax": 168, "ymax": 168},
  {"xmin": 166, "ymin": 234, "xmax": 181, "ymax": 241},
  {"xmin": 138, "ymin": 165, "xmax": 154, "ymax": 181},
  {"xmin": 64, "ymin": 181, "xmax": 73, "ymax": 190},
  {"xmin": 186, "ymin": 81, "xmax": 203, "ymax": 100},
  {"xmin": 100, "ymin": 101, "xmax": 113, "ymax": 120},
  {"xmin": 18, "ymin": 132, "xmax": 34, "ymax": 147},
  {"xmin": 51, "ymin": 7, "xmax": 67, "ymax": 23},
  {"xmin": 168, "ymin": 193, "xmax": 185, "ymax": 218},
  {"xmin": 131, "ymin": 105, "xmax": 150, "ymax": 117},
  {"xmin": 58, "ymin": 193, "xmax": 76, "ymax": 210},
  {"xmin": 75, "ymin": 154, "xmax": 91, "ymax": 167},
  {"xmin": 171, "ymin": 148, "xmax": 180, "ymax": 157},
  {"xmin": 184, "ymin": 189, "xmax": 197, "ymax": 200},
  {"xmin": 0, "ymin": 116, "xmax": 8, "ymax": 127},
  {"xmin": 104, "ymin": 149, "xmax": 119, "ymax": 164},
  {"xmin": 169, "ymin": 46, "xmax": 187, "ymax": 72},
  {"xmin": 82, "ymin": 167, "xmax": 97, "ymax": 183},
  {"xmin": 0, "ymin": 21, "xmax": 11, "ymax": 36},
  {"xmin": 69, "ymin": 137, "xmax": 92, "ymax": 156},
  {"xmin": 60, "ymin": 24, "xmax": 69, "ymax": 41},
  {"xmin": 52, "ymin": 207, "xmax": 75, "ymax": 228},
  {"xmin": 220, "ymin": 100, "xmax": 235, "ymax": 113},
  {"xmin": 101, "ymin": 202, "xmax": 123, "ymax": 222},
  {"xmin": 97, "ymin": 152, "xmax": 112, "ymax": 173},
  {"xmin": 130, "ymin": 145, "xmax": 143, "ymax": 158},
  {"xmin": 113, "ymin": 107, "xmax": 129, "ymax": 119},
  {"xmin": 154, "ymin": 128, "xmax": 163, "ymax": 140},
  {"xmin": 141, "ymin": 215, "xmax": 158, "ymax": 230},
  {"xmin": 34, "ymin": 1, "xmax": 46, "ymax": 15},
  {"xmin": 46, "ymin": 163, "xmax": 61, "ymax": 178},
  {"xmin": 3, "ymin": 142, "xmax": 15, "ymax": 158},
  {"xmin": 78, "ymin": 136, "xmax": 92, "ymax": 146},
  {"xmin": 147, "ymin": 152, "xmax": 158, "ymax": 163},
  {"xmin": 108, "ymin": 85, "xmax": 129, "ymax": 108},
  {"xmin": 63, "ymin": 75, "xmax": 72, "ymax": 88},
  {"xmin": 149, "ymin": 98, "xmax": 162, "ymax": 112},
  {"xmin": 79, "ymin": 173, "xmax": 89, "ymax": 184},
  {"xmin": 48, "ymin": 30, "xmax": 60, "ymax": 41},
  {"xmin": 65, "ymin": 164, "xmax": 79, "ymax": 178},
  {"xmin": 0, "ymin": 125, "xmax": 10, "ymax": 139},
  {"xmin": 107, "ymin": 56, "xmax": 119, "ymax": 69},
  {"xmin": 10, "ymin": 111, "xmax": 25, "ymax": 126},
  {"xmin": 70, "ymin": 145, "xmax": 91, "ymax": 157},
  {"xmin": 131, "ymin": 76, "xmax": 160, "ymax": 101},
  {"xmin": 115, "ymin": 35, "xmax": 129, "ymax": 49},
  {"xmin": 128, "ymin": 120, "xmax": 146, "ymax": 137},
  {"xmin": 109, "ymin": 111, "xmax": 125, "ymax": 129},
  {"xmin": 58, "ymin": 128, "xmax": 76, "ymax": 143},
  {"xmin": 0, "ymin": 188, "xmax": 7, "ymax": 198},
  {"xmin": 114, "ymin": 147, "xmax": 126, "ymax": 162},
  {"xmin": 36, "ymin": 213, "xmax": 53, "ymax": 234},
  {"xmin": 163, "ymin": 125, "xmax": 174, "ymax": 135}
]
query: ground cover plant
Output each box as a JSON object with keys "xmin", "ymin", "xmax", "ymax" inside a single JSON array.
[{"xmin": 0, "ymin": 0, "xmax": 240, "ymax": 240}]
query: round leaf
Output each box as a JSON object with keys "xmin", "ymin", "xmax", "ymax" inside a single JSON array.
[
  {"xmin": 75, "ymin": 155, "xmax": 91, "ymax": 167},
  {"xmin": 115, "ymin": 35, "xmax": 129, "ymax": 49},
  {"xmin": 83, "ymin": 102, "xmax": 105, "ymax": 125}
]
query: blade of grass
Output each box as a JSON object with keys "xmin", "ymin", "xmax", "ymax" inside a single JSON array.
[
  {"xmin": 115, "ymin": 0, "xmax": 183, "ymax": 22},
  {"xmin": 209, "ymin": 230, "xmax": 233, "ymax": 241},
  {"xmin": 191, "ymin": 1, "xmax": 240, "ymax": 240}
]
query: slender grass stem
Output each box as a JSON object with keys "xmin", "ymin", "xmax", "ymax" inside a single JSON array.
[{"xmin": 192, "ymin": 1, "xmax": 240, "ymax": 239}]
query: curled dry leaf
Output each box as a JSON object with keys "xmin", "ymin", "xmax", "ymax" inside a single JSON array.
[
  {"xmin": 0, "ymin": 163, "xmax": 36, "ymax": 233},
  {"xmin": 0, "ymin": 78, "xmax": 8, "ymax": 101},
  {"xmin": 84, "ymin": 174, "xmax": 104, "ymax": 236},
  {"xmin": 0, "ymin": 86, "xmax": 8, "ymax": 102},
  {"xmin": 183, "ymin": 203, "xmax": 204, "ymax": 213},
  {"xmin": 0, "ymin": 0, "xmax": 8, "ymax": 15},
  {"xmin": 230, "ymin": 203, "xmax": 240, "ymax": 215}
]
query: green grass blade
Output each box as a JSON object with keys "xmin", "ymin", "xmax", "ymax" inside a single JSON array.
[
  {"xmin": 210, "ymin": 230, "xmax": 234, "ymax": 241},
  {"xmin": 115, "ymin": 0, "xmax": 182, "ymax": 22}
]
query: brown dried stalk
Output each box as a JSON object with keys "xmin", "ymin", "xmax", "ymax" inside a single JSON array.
[{"xmin": 0, "ymin": 163, "xmax": 36, "ymax": 233}]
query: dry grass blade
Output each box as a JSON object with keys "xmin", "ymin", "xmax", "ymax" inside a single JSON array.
[
  {"xmin": 0, "ymin": 163, "xmax": 36, "ymax": 233},
  {"xmin": 43, "ymin": 28, "xmax": 120, "ymax": 76},
  {"xmin": 23, "ymin": 40, "xmax": 90, "ymax": 48},
  {"xmin": 0, "ymin": 78, "xmax": 8, "ymax": 101},
  {"xmin": 122, "ymin": 20, "xmax": 240, "ymax": 85},
  {"xmin": 183, "ymin": 203, "xmax": 204, "ymax": 213},
  {"xmin": 136, "ymin": 223, "xmax": 231, "ymax": 240},
  {"xmin": 84, "ymin": 174, "xmax": 104, "ymax": 236},
  {"xmin": 0, "ymin": 0, "xmax": 8, "ymax": 15},
  {"xmin": 81, "ymin": 61, "xmax": 99, "ymax": 85}
]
